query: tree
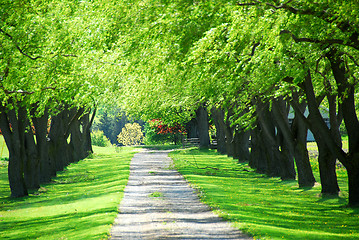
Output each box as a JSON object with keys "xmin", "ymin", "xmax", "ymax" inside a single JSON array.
[
  {"xmin": 0, "ymin": 0, "xmax": 121, "ymax": 197},
  {"xmin": 117, "ymin": 123, "xmax": 144, "ymax": 146}
]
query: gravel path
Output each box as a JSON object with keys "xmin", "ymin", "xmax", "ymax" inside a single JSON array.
[{"xmin": 110, "ymin": 149, "xmax": 251, "ymax": 240}]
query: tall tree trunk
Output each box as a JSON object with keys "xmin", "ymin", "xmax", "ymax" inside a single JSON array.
[
  {"xmin": 277, "ymin": 131, "xmax": 296, "ymax": 180},
  {"xmin": 257, "ymin": 100, "xmax": 281, "ymax": 177},
  {"xmin": 185, "ymin": 118, "xmax": 198, "ymax": 139},
  {"xmin": 215, "ymin": 108, "xmax": 235, "ymax": 157},
  {"xmin": 316, "ymin": 138, "xmax": 340, "ymax": 195},
  {"xmin": 292, "ymin": 110, "xmax": 316, "ymax": 187},
  {"xmin": 33, "ymin": 109, "xmax": 53, "ymax": 182},
  {"xmin": 233, "ymin": 128, "xmax": 250, "ymax": 162},
  {"xmin": 69, "ymin": 117, "xmax": 83, "ymax": 162},
  {"xmin": 310, "ymin": 93, "xmax": 340, "ymax": 195},
  {"xmin": 48, "ymin": 109, "xmax": 72, "ymax": 171},
  {"xmin": 211, "ymin": 108, "xmax": 226, "ymax": 154},
  {"xmin": 0, "ymin": 107, "xmax": 28, "ymax": 197},
  {"xmin": 326, "ymin": 50, "xmax": 359, "ymax": 205},
  {"xmin": 249, "ymin": 124, "xmax": 268, "ymax": 173},
  {"xmin": 83, "ymin": 107, "xmax": 96, "ymax": 155},
  {"xmin": 196, "ymin": 106, "xmax": 210, "ymax": 148},
  {"xmin": 24, "ymin": 128, "xmax": 40, "ymax": 190},
  {"xmin": 272, "ymin": 98, "xmax": 312, "ymax": 183},
  {"xmin": 347, "ymin": 163, "xmax": 359, "ymax": 206}
]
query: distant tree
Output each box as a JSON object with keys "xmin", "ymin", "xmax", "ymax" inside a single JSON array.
[{"xmin": 117, "ymin": 123, "xmax": 144, "ymax": 146}]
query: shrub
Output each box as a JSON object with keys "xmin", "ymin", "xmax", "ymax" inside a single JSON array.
[
  {"xmin": 91, "ymin": 130, "xmax": 111, "ymax": 147},
  {"xmin": 117, "ymin": 123, "xmax": 144, "ymax": 146}
]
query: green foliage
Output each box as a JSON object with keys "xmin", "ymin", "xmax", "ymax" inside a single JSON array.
[
  {"xmin": 170, "ymin": 149, "xmax": 358, "ymax": 240},
  {"xmin": 117, "ymin": 123, "xmax": 144, "ymax": 146},
  {"xmin": 93, "ymin": 107, "xmax": 144, "ymax": 144},
  {"xmin": 91, "ymin": 130, "xmax": 110, "ymax": 147},
  {"xmin": 0, "ymin": 146, "xmax": 136, "ymax": 239},
  {"xmin": 143, "ymin": 121, "xmax": 183, "ymax": 145},
  {"xmin": 143, "ymin": 122, "xmax": 171, "ymax": 145}
]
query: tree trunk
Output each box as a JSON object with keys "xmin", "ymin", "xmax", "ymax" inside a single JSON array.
[
  {"xmin": 292, "ymin": 111, "xmax": 316, "ymax": 187},
  {"xmin": 0, "ymin": 107, "xmax": 28, "ymax": 197},
  {"xmin": 326, "ymin": 50, "xmax": 359, "ymax": 205},
  {"xmin": 196, "ymin": 106, "xmax": 210, "ymax": 148},
  {"xmin": 347, "ymin": 161, "xmax": 359, "ymax": 207},
  {"xmin": 24, "ymin": 129, "xmax": 40, "ymax": 190},
  {"xmin": 316, "ymin": 139, "xmax": 340, "ymax": 195},
  {"xmin": 84, "ymin": 107, "xmax": 96, "ymax": 155},
  {"xmin": 257, "ymin": 100, "xmax": 281, "ymax": 177},
  {"xmin": 215, "ymin": 109, "xmax": 235, "ymax": 157},
  {"xmin": 185, "ymin": 118, "xmax": 198, "ymax": 139},
  {"xmin": 277, "ymin": 133, "xmax": 296, "ymax": 180},
  {"xmin": 249, "ymin": 124, "xmax": 268, "ymax": 173},
  {"xmin": 272, "ymin": 97, "xmax": 315, "ymax": 184},
  {"xmin": 269, "ymin": 99, "xmax": 296, "ymax": 180},
  {"xmin": 33, "ymin": 109, "xmax": 53, "ymax": 182},
  {"xmin": 233, "ymin": 128, "xmax": 250, "ymax": 162},
  {"xmin": 69, "ymin": 117, "xmax": 83, "ymax": 162},
  {"xmin": 48, "ymin": 109, "xmax": 71, "ymax": 171},
  {"xmin": 305, "ymin": 92, "xmax": 341, "ymax": 195},
  {"xmin": 211, "ymin": 108, "xmax": 226, "ymax": 154}
]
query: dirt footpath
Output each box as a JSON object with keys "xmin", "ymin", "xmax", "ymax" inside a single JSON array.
[{"xmin": 110, "ymin": 150, "xmax": 251, "ymax": 240}]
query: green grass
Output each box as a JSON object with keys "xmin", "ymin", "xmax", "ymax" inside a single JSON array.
[
  {"xmin": 141, "ymin": 144, "xmax": 183, "ymax": 150},
  {"xmin": 149, "ymin": 191, "xmax": 164, "ymax": 198},
  {"xmin": 0, "ymin": 135, "xmax": 8, "ymax": 158},
  {"xmin": 170, "ymin": 148, "xmax": 359, "ymax": 240},
  {"xmin": 0, "ymin": 146, "xmax": 137, "ymax": 240}
]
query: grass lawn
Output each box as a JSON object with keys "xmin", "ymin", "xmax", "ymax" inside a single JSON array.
[
  {"xmin": 170, "ymin": 148, "xmax": 359, "ymax": 240},
  {"xmin": 0, "ymin": 146, "xmax": 136, "ymax": 240},
  {"xmin": 0, "ymin": 135, "xmax": 9, "ymax": 159}
]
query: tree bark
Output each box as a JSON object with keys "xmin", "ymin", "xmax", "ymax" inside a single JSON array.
[
  {"xmin": 0, "ymin": 107, "xmax": 28, "ymax": 197},
  {"xmin": 48, "ymin": 109, "xmax": 72, "ymax": 171},
  {"xmin": 316, "ymin": 138, "xmax": 340, "ymax": 195},
  {"xmin": 24, "ymin": 128, "xmax": 40, "ymax": 190},
  {"xmin": 214, "ymin": 108, "xmax": 235, "ymax": 157},
  {"xmin": 272, "ymin": 97, "xmax": 313, "ymax": 184},
  {"xmin": 326, "ymin": 50, "xmax": 359, "ymax": 205},
  {"xmin": 249, "ymin": 124, "xmax": 268, "ymax": 173},
  {"xmin": 211, "ymin": 108, "xmax": 226, "ymax": 154},
  {"xmin": 347, "ymin": 162, "xmax": 359, "ymax": 207},
  {"xmin": 196, "ymin": 106, "xmax": 210, "ymax": 148},
  {"xmin": 257, "ymin": 101, "xmax": 282, "ymax": 177},
  {"xmin": 32, "ymin": 109, "xmax": 53, "ymax": 182},
  {"xmin": 233, "ymin": 128, "xmax": 250, "ymax": 162},
  {"xmin": 292, "ymin": 109, "xmax": 316, "ymax": 187}
]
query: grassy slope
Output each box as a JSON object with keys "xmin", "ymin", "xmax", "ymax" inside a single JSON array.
[
  {"xmin": 0, "ymin": 146, "xmax": 136, "ymax": 240},
  {"xmin": 170, "ymin": 148, "xmax": 359, "ymax": 240}
]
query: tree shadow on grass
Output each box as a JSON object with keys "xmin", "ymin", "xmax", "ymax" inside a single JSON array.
[{"xmin": 1, "ymin": 207, "xmax": 116, "ymax": 239}]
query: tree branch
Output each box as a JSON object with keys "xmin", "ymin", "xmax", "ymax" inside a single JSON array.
[
  {"xmin": 0, "ymin": 28, "xmax": 42, "ymax": 60},
  {"xmin": 279, "ymin": 30, "xmax": 357, "ymax": 49},
  {"xmin": 0, "ymin": 84, "xmax": 57, "ymax": 95},
  {"xmin": 238, "ymin": 1, "xmax": 359, "ymax": 49}
]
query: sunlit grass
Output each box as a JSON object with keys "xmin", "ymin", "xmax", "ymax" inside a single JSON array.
[
  {"xmin": 0, "ymin": 135, "xmax": 8, "ymax": 158},
  {"xmin": 170, "ymin": 148, "xmax": 359, "ymax": 240},
  {"xmin": 0, "ymin": 146, "xmax": 137, "ymax": 240}
]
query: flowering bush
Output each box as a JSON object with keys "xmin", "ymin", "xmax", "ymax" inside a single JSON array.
[
  {"xmin": 145, "ymin": 119, "xmax": 186, "ymax": 145},
  {"xmin": 149, "ymin": 119, "xmax": 186, "ymax": 135},
  {"xmin": 117, "ymin": 123, "xmax": 144, "ymax": 146}
]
